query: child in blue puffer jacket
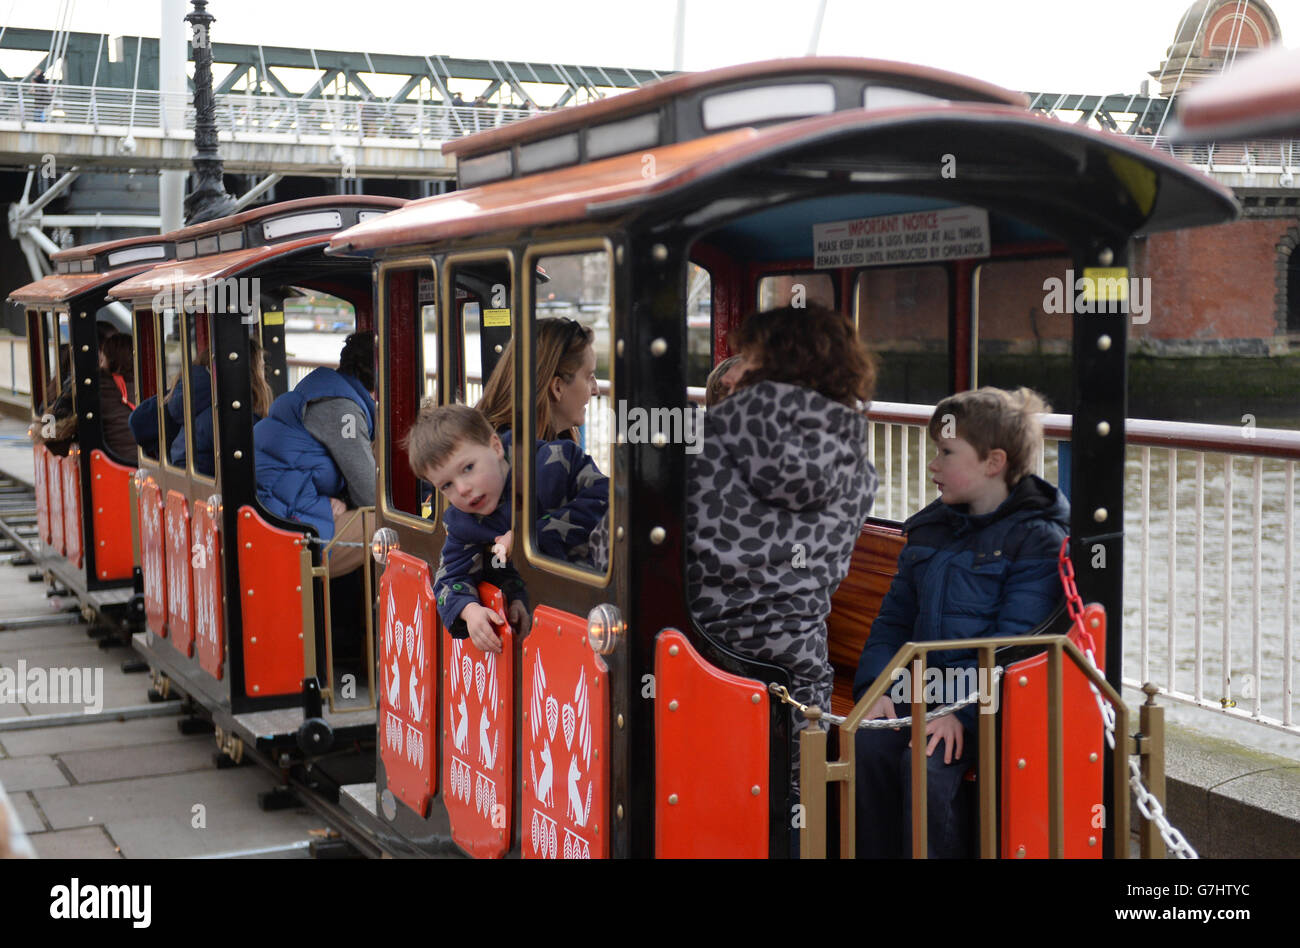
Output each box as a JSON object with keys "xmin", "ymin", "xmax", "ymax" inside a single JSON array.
[
  {"xmin": 406, "ymin": 403, "xmax": 608, "ymax": 654},
  {"xmin": 852, "ymin": 387, "xmax": 1069, "ymax": 858}
]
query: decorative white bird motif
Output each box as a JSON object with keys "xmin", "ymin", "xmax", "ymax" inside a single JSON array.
[
  {"xmin": 452, "ymin": 694, "xmax": 468, "ymax": 753},
  {"xmin": 478, "ymin": 706, "xmax": 499, "ymax": 770}
]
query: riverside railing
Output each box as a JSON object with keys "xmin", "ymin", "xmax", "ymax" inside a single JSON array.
[
  {"xmin": 283, "ymin": 358, "xmax": 1300, "ymax": 737},
  {"xmin": 0, "ymin": 80, "xmax": 533, "ymax": 144}
]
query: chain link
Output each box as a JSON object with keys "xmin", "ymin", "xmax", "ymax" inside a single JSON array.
[{"xmin": 769, "ymin": 669, "xmax": 1003, "ymax": 731}]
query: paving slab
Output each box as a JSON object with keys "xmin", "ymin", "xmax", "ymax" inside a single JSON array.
[
  {"xmin": 0, "ymin": 714, "xmax": 181, "ymax": 756},
  {"xmin": 107, "ymin": 806, "xmax": 323, "ymax": 859},
  {"xmin": 0, "ymin": 625, "xmax": 99, "ymax": 650},
  {"xmin": 33, "ymin": 765, "xmax": 299, "ymax": 832},
  {"xmin": 31, "ymin": 825, "xmax": 121, "ymax": 859},
  {"xmin": 0, "ymin": 648, "xmax": 149, "ymax": 715},
  {"xmin": 60, "ymin": 738, "xmax": 215, "ymax": 784},
  {"xmin": 0, "ymin": 701, "xmax": 28, "ymax": 721},
  {"xmin": 7, "ymin": 789, "xmax": 46, "ymax": 834},
  {"xmin": 0, "ymin": 755, "xmax": 67, "ymax": 792}
]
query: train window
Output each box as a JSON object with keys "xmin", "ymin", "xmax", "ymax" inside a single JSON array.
[
  {"xmin": 26, "ymin": 310, "xmax": 46, "ymax": 411},
  {"xmin": 161, "ymin": 309, "xmax": 184, "ymax": 472},
  {"xmin": 523, "ymin": 246, "xmax": 612, "ymax": 581},
  {"xmin": 973, "ymin": 256, "xmax": 1074, "ymax": 413},
  {"xmin": 855, "ymin": 266, "xmax": 949, "ymax": 405},
  {"xmin": 757, "ymin": 272, "xmax": 835, "ymax": 311},
  {"xmin": 186, "ymin": 312, "xmax": 215, "ymax": 481},
  {"xmin": 47, "ymin": 312, "xmax": 66, "ymax": 414},
  {"xmin": 380, "ymin": 261, "xmax": 437, "ymax": 526},
  {"xmin": 686, "ymin": 262, "xmax": 712, "ymax": 389}
]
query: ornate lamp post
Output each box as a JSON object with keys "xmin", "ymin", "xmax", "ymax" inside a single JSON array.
[{"xmin": 183, "ymin": 0, "xmax": 237, "ymax": 224}]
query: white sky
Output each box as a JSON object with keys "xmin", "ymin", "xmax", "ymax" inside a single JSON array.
[{"xmin": 0, "ymin": 0, "xmax": 1297, "ymax": 95}]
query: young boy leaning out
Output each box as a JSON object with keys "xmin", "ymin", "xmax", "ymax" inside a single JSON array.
[
  {"xmin": 852, "ymin": 387, "xmax": 1069, "ymax": 858},
  {"xmin": 406, "ymin": 403, "xmax": 608, "ymax": 654}
]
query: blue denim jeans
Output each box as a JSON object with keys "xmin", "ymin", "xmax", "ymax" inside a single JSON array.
[{"xmin": 854, "ymin": 721, "xmax": 975, "ymax": 858}]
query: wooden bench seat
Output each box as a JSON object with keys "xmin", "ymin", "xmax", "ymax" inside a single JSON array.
[{"xmin": 827, "ymin": 521, "xmax": 906, "ymax": 717}]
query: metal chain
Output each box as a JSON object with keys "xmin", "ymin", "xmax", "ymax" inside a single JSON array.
[{"xmin": 769, "ymin": 668, "xmax": 1003, "ymax": 731}]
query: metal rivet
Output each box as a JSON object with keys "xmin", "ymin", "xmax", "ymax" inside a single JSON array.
[
  {"xmin": 234, "ymin": 450, "xmax": 243, "ymax": 459},
  {"xmin": 81, "ymin": 344, "xmax": 89, "ymax": 352},
  {"xmin": 1097, "ymin": 334, "xmax": 1112, "ymax": 351},
  {"xmin": 652, "ymin": 243, "xmax": 668, "ymax": 261},
  {"xmin": 273, "ymin": 369, "xmax": 281, "ymax": 376},
  {"xmin": 1015, "ymin": 845, "xmax": 1026, "ymax": 858},
  {"xmin": 993, "ymin": 550, "xmax": 1001, "ymax": 556},
  {"xmin": 1093, "ymin": 507, "xmax": 1108, "ymax": 523},
  {"xmin": 1089, "ymin": 752, "xmax": 1098, "ymax": 762},
  {"xmin": 272, "ymin": 336, "xmax": 280, "ymax": 343},
  {"xmin": 247, "ymin": 589, "xmax": 254, "ymax": 596},
  {"xmin": 651, "ymin": 431, "xmax": 668, "ymax": 447},
  {"xmin": 245, "ymin": 542, "xmax": 251, "ymax": 549},
  {"xmin": 616, "ymin": 526, "xmax": 624, "ymax": 541},
  {"xmin": 616, "ymin": 339, "xmax": 624, "ymax": 357},
  {"xmin": 668, "ymin": 793, "xmax": 678, "ymax": 805},
  {"xmin": 83, "ymin": 377, "xmax": 91, "ymax": 385},
  {"xmin": 1017, "ymin": 758, "xmax": 1026, "ymax": 769},
  {"xmin": 650, "ymin": 338, "xmax": 667, "ymax": 357},
  {"xmin": 250, "ymin": 636, "xmax": 257, "ymax": 643},
  {"xmin": 1089, "ymin": 836, "xmax": 1097, "ymax": 846},
  {"xmin": 244, "ymin": 511, "xmax": 251, "ymax": 518},
  {"xmin": 615, "ymin": 246, "xmax": 624, "ymax": 265},
  {"xmin": 1018, "ymin": 676, "xmax": 1028, "ymax": 687},
  {"xmin": 616, "ymin": 713, "xmax": 624, "ymax": 728},
  {"xmin": 228, "ymin": 351, "xmax": 238, "ymax": 361},
  {"xmin": 231, "ymin": 400, "xmax": 241, "ymax": 410},
  {"xmin": 1097, "ymin": 248, "xmax": 1113, "ymax": 266},
  {"xmin": 649, "ymin": 526, "xmax": 666, "ymax": 545},
  {"xmin": 617, "ymin": 804, "xmax": 624, "ymax": 819},
  {"xmin": 751, "ymin": 785, "xmax": 760, "ymax": 796},
  {"xmin": 668, "ymin": 644, "xmax": 678, "ymax": 656},
  {"xmin": 669, "ymin": 699, "xmax": 678, "ymax": 711},
  {"xmin": 1096, "ymin": 421, "xmax": 1110, "ymax": 436},
  {"xmin": 494, "ymin": 344, "xmax": 502, "ymax": 353},
  {"xmin": 751, "ymin": 693, "xmax": 761, "ymax": 704},
  {"xmin": 1089, "ymin": 617, "xmax": 1100, "ymax": 629}
]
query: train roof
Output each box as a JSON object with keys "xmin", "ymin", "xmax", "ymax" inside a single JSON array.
[
  {"xmin": 1175, "ymin": 46, "xmax": 1300, "ymax": 141},
  {"xmin": 329, "ymin": 103, "xmax": 1238, "ymax": 257},
  {"xmin": 110, "ymin": 196, "xmax": 407, "ymax": 302},
  {"xmin": 9, "ymin": 232, "xmax": 176, "ymax": 305},
  {"xmin": 443, "ymin": 57, "xmax": 1026, "ymax": 189}
]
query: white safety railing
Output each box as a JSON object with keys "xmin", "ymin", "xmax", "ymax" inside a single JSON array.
[
  {"xmin": 0, "ymin": 80, "xmax": 533, "ymax": 144},
  {"xmin": 1129, "ymin": 134, "xmax": 1299, "ymax": 175},
  {"xmin": 0, "ymin": 335, "xmax": 31, "ymax": 398}
]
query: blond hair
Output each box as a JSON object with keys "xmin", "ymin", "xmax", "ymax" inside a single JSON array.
[
  {"xmin": 476, "ymin": 317, "xmax": 594, "ymax": 441},
  {"xmin": 928, "ymin": 386, "xmax": 1049, "ymax": 487},
  {"xmin": 404, "ymin": 402, "xmax": 495, "ymax": 479}
]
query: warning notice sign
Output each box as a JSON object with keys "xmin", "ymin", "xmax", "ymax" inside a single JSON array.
[{"xmin": 813, "ymin": 206, "xmax": 990, "ymax": 269}]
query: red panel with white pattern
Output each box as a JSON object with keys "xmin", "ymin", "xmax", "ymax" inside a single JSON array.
[
  {"xmin": 164, "ymin": 491, "xmax": 194, "ymax": 657},
  {"xmin": 443, "ymin": 583, "xmax": 513, "ymax": 859},
  {"xmin": 138, "ymin": 476, "xmax": 167, "ymax": 638},
  {"xmin": 522, "ymin": 606, "xmax": 608, "ymax": 860},
  {"xmin": 61, "ymin": 451, "xmax": 82, "ymax": 568},
  {"xmin": 192, "ymin": 500, "xmax": 224, "ymax": 680},
  {"xmin": 378, "ymin": 551, "xmax": 438, "ymax": 818},
  {"xmin": 34, "ymin": 445, "xmax": 49, "ymax": 547}
]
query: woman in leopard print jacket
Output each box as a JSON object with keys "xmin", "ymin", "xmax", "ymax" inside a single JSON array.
[{"xmin": 687, "ymin": 304, "xmax": 878, "ymax": 802}]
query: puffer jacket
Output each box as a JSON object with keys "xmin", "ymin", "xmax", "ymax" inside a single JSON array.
[
  {"xmin": 167, "ymin": 365, "xmax": 214, "ymax": 474},
  {"xmin": 852, "ymin": 474, "xmax": 1070, "ymax": 729},
  {"xmin": 253, "ymin": 367, "xmax": 374, "ymax": 539},
  {"xmin": 687, "ymin": 380, "xmax": 878, "ymax": 731}
]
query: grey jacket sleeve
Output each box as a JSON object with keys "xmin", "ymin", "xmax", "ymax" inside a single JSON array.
[{"xmin": 302, "ymin": 397, "xmax": 376, "ymax": 508}]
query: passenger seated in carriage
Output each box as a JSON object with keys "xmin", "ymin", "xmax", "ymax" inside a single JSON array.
[
  {"xmin": 406, "ymin": 403, "xmax": 608, "ymax": 655},
  {"xmin": 34, "ymin": 323, "xmax": 124, "ymax": 457},
  {"xmin": 130, "ymin": 337, "xmax": 271, "ymax": 476},
  {"xmin": 686, "ymin": 304, "xmax": 879, "ymax": 800},
  {"xmin": 852, "ymin": 387, "xmax": 1069, "ymax": 858},
  {"xmin": 253, "ymin": 331, "xmax": 373, "ymax": 576},
  {"xmin": 98, "ymin": 333, "xmax": 138, "ymax": 461}
]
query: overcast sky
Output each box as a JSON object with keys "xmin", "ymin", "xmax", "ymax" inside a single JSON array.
[{"xmin": 1, "ymin": 0, "xmax": 1297, "ymax": 95}]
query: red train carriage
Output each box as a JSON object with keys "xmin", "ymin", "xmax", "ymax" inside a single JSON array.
[
  {"xmin": 323, "ymin": 58, "xmax": 1238, "ymax": 857},
  {"xmin": 105, "ymin": 196, "xmax": 403, "ymax": 813},
  {"xmin": 9, "ymin": 234, "xmax": 176, "ymax": 631}
]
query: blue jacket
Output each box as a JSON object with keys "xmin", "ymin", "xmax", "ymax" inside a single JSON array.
[
  {"xmin": 434, "ymin": 430, "xmax": 608, "ymax": 633},
  {"xmin": 127, "ymin": 366, "xmax": 214, "ymax": 473},
  {"xmin": 853, "ymin": 475, "xmax": 1070, "ymax": 728},
  {"xmin": 253, "ymin": 367, "xmax": 375, "ymax": 539}
]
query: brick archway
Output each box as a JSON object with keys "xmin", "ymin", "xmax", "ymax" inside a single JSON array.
[{"xmin": 1279, "ymin": 224, "xmax": 1300, "ymax": 335}]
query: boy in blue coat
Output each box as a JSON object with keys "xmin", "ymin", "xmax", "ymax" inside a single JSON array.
[
  {"xmin": 853, "ymin": 387, "xmax": 1069, "ymax": 858},
  {"xmin": 406, "ymin": 403, "xmax": 608, "ymax": 654}
]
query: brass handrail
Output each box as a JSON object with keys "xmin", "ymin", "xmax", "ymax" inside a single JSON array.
[
  {"xmin": 800, "ymin": 633, "xmax": 1135, "ymax": 860},
  {"xmin": 298, "ymin": 506, "xmax": 377, "ymax": 715}
]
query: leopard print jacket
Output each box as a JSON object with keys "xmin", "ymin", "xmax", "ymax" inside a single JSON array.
[{"xmin": 687, "ymin": 380, "xmax": 877, "ymax": 789}]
